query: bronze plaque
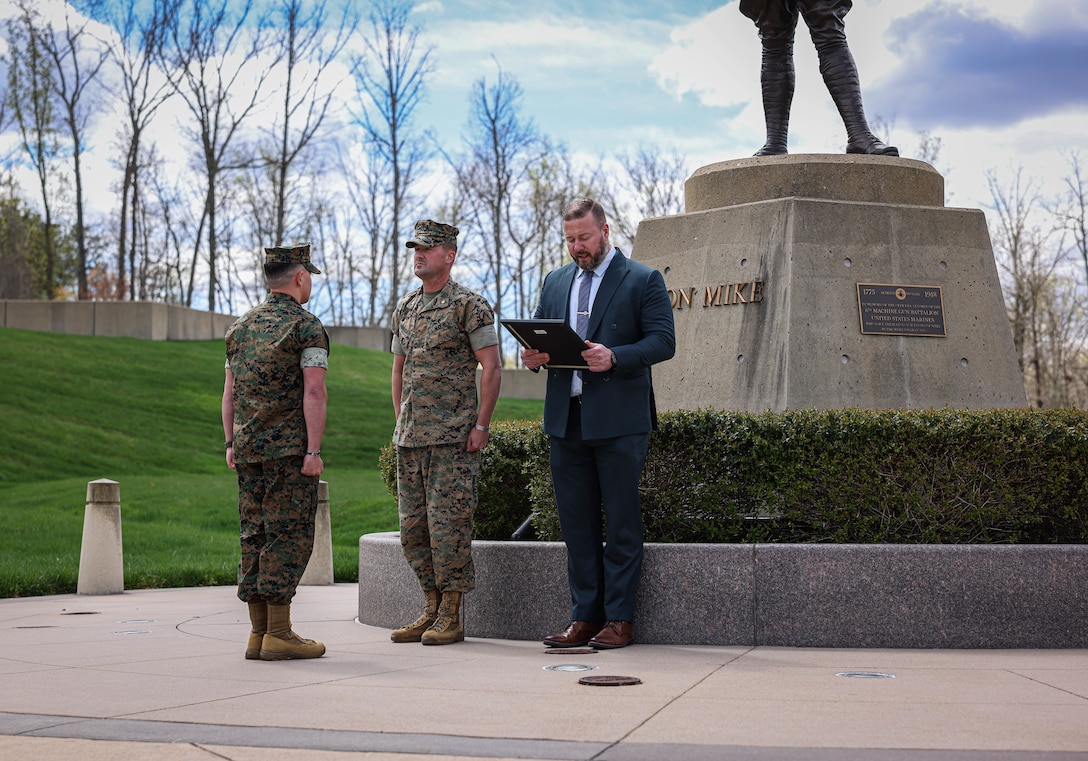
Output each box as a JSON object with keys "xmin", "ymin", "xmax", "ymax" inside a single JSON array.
[{"xmin": 857, "ymin": 283, "xmax": 946, "ymax": 337}]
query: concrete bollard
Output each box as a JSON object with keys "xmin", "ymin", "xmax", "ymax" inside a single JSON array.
[
  {"xmin": 300, "ymin": 480, "xmax": 333, "ymax": 585},
  {"xmin": 77, "ymin": 479, "xmax": 125, "ymax": 595}
]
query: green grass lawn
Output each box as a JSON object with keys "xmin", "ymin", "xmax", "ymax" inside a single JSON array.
[{"xmin": 0, "ymin": 327, "xmax": 542, "ymax": 597}]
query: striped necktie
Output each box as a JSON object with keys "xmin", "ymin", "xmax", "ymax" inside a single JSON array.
[
  {"xmin": 573, "ymin": 270, "xmax": 593, "ymax": 388},
  {"xmin": 576, "ymin": 270, "xmax": 592, "ymax": 339}
]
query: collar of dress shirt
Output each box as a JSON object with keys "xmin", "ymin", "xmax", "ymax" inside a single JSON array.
[{"xmin": 583, "ymin": 247, "xmax": 617, "ymax": 279}]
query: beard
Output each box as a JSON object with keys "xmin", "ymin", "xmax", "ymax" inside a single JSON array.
[{"xmin": 575, "ymin": 238, "xmax": 609, "ymax": 270}]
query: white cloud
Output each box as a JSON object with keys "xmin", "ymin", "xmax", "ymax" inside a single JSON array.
[
  {"xmin": 646, "ymin": 0, "xmax": 1088, "ymax": 209},
  {"xmin": 6, "ymin": 0, "xmax": 1087, "ymax": 228}
]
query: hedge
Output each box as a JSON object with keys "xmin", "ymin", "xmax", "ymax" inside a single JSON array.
[{"xmin": 379, "ymin": 408, "xmax": 1088, "ymax": 544}]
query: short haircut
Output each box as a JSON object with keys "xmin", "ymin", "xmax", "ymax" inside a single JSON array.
[
  {"xmin": 265, "ymin": 262, "xmax": 302, "ymax": 287},
  {"xmin": 562, "ymin": 197, "xmax": 607, "ymax": 227}
]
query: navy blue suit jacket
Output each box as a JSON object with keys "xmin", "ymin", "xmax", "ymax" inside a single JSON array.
[{"xmin": 534, "ymin": 251, "xmax": 675, "ymax": 439}]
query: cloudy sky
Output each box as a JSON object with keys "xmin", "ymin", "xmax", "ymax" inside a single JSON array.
[
  {"xmin": 413, "ymin": 0, "xmax": 1088, "ymax": 211},
  {"xmin": 3, "ymin": 0, "xmax": 1086, "ymax": 221}
]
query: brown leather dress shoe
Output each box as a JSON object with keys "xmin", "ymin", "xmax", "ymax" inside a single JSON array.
[
  {"xmin": 543, "ymin": 621, "xmax": 601, "ymax": 648},
  {"xmin": 588, "ymin": 620, "xmax": 633, "ymax": 649}
]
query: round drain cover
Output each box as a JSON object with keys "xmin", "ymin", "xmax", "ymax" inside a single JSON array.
[
  {"xmin": 579, "ymin": 675, "xmax": 641, "ymax": 686},
  {"xmin": 544, "ymin": 647, "xmax": 596, "ymax": 655}
]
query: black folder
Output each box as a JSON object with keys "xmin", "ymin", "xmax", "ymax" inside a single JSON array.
[{"xmin": 501, "ymin": 319, "xmax": 589, "ymax": 369}]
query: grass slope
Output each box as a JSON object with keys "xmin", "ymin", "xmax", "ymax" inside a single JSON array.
[{"xmin": 0, "ymin": 327, "xmax": 542, "ymax": 596}]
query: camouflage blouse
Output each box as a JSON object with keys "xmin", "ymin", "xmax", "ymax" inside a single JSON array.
[
  {"xmin": 226, "ymin": 293, "xmax": 329, "ymax": 463},
  {"xmin": 392, "ymin": 279, "xmax": 495, "ymax": 447}
]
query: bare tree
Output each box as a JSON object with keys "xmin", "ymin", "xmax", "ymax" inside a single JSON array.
[
  {"xmin": 159, "ymin": 0, "xmax": 277, "ymax": 311},
  {"xmin": 1053, "ymin": 152, "xmax": 1088, "ymax": 293},
  {"xmin": 265, "ymin": 0, "xmax": 356, "ymax": 247},
  {"xmin": 622, "ymin": 145, "xmax": 687, "ymax": 219},
  {"xmin": 315, "ymin": 181, "xmax": 360, "ymax": 326},
  {"xmin": 212, "ymin": 169, "xmax": 250, "ymax": 315},
  {"xmin": 4, "ymin": 2, "xmax": 65, "ymax": 298},
  {"xmin": 915, "ymin": 130, "xmax": 943, "ymax": 167},
  {"xmin": 1035, "ymin": 275, "xmax": 1088, "ymax": 407},
  {"xmin": 507, "ymin": 142, "xmax": 574, "ymax": 321},
  {"xmin": 449, "ymin": 63, "xmax": 538, "ymax": 361},
  {"xmin": 987, "ymin": 166, "xmax": 1065, "ymax": 407},
  {"xmin": 1046, "ymin": 151, "xmax": 1088, "ymax": 406},
  {"xmin": 37, "ymin": 2, "xmax": 109, "ymax": 300},
  {"xmin": 605, "ymin": 144, "xmax": 688, "ymax": 247},
  {"xmin": 96, "ymin": 0, "xmax": 176, "ymax": 300},
  {"xmin": 0, "ymin": 176, "xmax": 41, "ymax": 299},
  {"xmin": 143, "ymin": 147, "xmax": 194, "ymax": 304},
  {"xmin": 338, "ymin": 140, "xmax": 392, "ymax": 326},
  {"xmin": 350, "ymin": 0, "xmax": 434, "ymax": 322}
]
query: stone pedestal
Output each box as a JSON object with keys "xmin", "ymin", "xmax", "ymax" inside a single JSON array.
[
  {"xmin": 77, "ymin": 479, "xmax": 125, "ymax": 595},
  {"xmin": 300, "ymin": 480, "xmax": 333, "ymax": 585},
  {"xmin": 633, "ymin": 155, "xmax": 1027, "ymax": 412}
]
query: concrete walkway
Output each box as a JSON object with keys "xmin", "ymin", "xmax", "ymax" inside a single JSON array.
[{"xmin": 2, "ymin": 584, "xmax": 1087, "ymax": 760}]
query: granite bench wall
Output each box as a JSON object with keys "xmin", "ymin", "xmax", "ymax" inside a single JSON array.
[{"xmin": 358, "ymin": 532, "xmax": 1088, "ymax": 648}]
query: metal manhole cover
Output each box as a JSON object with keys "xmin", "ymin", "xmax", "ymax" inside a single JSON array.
[
  {"xmin": 544, "ymin": 647, "xmax": 596, "ymax": 655},
  {"xmin": 836, "ymin": 671, "xmax": 895, "ymax": 679},
  {"xmin": 544, "ymin": 663, "xmax": 598, "ymax": 672},
  {"xmin": 579, "ymin": 675, "xmax": 641, "ymax": 686}
]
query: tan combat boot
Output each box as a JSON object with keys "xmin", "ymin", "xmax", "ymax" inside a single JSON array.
[
  {"xmin": 259, "ymin": 603, "xmax": 325, "ymax": 660},
  {"xmin": 421, "ymin": 591, "xmax": 463, "ymax": 645},
  {"xmin": 245, "ymin": 601, "xmax": 267, "ymax": 660},
  {"xmin": 390, "ymin": 588, "xmax": 441, "ymax": 643}
]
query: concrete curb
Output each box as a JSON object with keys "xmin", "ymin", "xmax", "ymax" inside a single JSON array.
[{"xmin": 359, "ymin": 532, "xmax": 1088, "ymax": 648}]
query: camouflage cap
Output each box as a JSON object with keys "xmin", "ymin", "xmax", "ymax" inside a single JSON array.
[
  {"xmin": 406, "ymin": 219, "xmax": 459, "ymax": 249},
  {"xmin": 264, "ymin": 243, "xmax": 320, "ymax": 274}
]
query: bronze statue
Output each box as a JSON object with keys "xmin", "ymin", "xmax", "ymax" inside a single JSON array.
[{"xmin": 741, "ymin": 0, "xmax": 898, "ymax": 156}]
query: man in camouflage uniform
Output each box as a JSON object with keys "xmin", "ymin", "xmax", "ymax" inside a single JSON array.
[
  {"xmin": 222, "ymin": 243, "xmax": 330, "ymax": 661},
  {"xmin": 390, "ymin": 220, "xmax": 501, "ymax": 645}
]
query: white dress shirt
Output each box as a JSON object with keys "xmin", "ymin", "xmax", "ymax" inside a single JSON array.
[{"xmin": 569, "ymin": 248, "xmax": 617, "ymax": 396}]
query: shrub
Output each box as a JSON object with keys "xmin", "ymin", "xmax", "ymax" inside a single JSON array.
[{"xmin": 382, "ymin": 408, "xmax": 1088, "ymax": 544}]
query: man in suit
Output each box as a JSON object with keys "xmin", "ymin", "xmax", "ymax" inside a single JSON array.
[{"xmin": 520, "ymin": 198, "xmax": 675, "ymax": 649}]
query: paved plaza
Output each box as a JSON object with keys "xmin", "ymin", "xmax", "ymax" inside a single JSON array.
[{"xmin": 1, "ymin": 584, "xmax": 1087, "ymax": 760}]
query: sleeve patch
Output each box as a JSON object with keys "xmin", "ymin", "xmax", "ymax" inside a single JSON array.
[{"xmin": 301, "ymin": 347, "xmax": 329, "ymax": 369}]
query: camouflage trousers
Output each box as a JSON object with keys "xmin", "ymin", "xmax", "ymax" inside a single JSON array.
[
  {"xmin": 396, "ymin": 443, "xmax": 479, "ymax": 593},
  {"xmin": 235, "ymin": 456, "xmax": 318, "ymax": 605}
]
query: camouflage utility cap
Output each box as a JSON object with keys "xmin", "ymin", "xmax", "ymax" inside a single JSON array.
[
  {"xmin": 265, "ymin": 243, "xmax": 321, "ymax": 274},
  {"xmin": 406, "ymin": 220, "xmax": 459, "ymax": 249}
]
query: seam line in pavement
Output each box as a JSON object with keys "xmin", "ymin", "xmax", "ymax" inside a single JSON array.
[
  {"xmin": 5, "ymin": 712, "xmax": 1088, "ymax": 761},
  {"xmin": 2, "ymin": 712, "xmax": 605, "ymax": 760}
]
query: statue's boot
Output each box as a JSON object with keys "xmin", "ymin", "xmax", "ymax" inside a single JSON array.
[
  {"xmin": 754, "ymin": 45, "xmax": 795, "ymax": 156},
  {"xmin": 818, "ymin": 44, "xmax": 899, "ymax": 156}
]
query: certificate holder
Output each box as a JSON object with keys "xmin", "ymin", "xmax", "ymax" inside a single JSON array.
[{"xmin": 501, "ymin": 319, "xmax": 590, "ymax": 369}]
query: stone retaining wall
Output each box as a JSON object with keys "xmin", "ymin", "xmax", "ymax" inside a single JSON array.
[
  {"xmin": 1, "ymin": 299, "xmax": 390, "ymax": 349},
  {"xmin": 2, "ymin": 300, "xmax": 547, "ymax": 399},
  {"xmin": 358, "ymin": 532, "xmax": 1088, "ymax": 648}
]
